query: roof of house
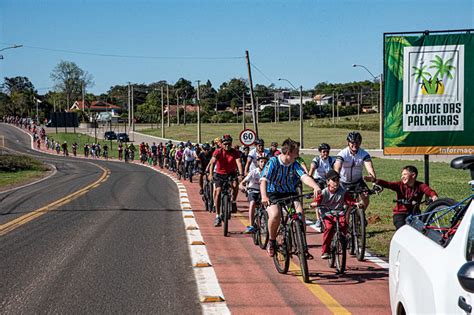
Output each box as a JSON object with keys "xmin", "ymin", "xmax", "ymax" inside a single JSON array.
[{"xmin": 70, "ymin": 100, "xmax": 121, "ymax": 111}]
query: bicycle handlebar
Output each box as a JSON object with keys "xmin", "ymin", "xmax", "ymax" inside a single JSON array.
[
  {"xmin": 269, "ymin": 193, "xmax": 314, "ymax": 205},
  {"xmin": 393, "ymin": 198, "xmax": 431, "ymax": 206},
  {"xmin": 347, "ymin": 183, "xmax": 383, "ymax": 196}
]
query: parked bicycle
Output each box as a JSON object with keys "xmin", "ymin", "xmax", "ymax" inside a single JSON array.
[
  {"xmin": 271, "ymin": 193, "xmax": 314, "ymax": 283},
  {"xmin": 346, "ymin": 184, "xmax": 383, "ymax": 261}
]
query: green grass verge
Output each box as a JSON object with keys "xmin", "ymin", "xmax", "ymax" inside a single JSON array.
[
  {"xmin": 0, "ymin": 154, "xmax": 50, "ymax": 189},
  {"xmin": 141, "ymin": 114, "xmax": 380, "ymax": 149},
  {"xmin": 46, "ymin": 132, "xmax": 121, "ymax": 159},
  {"xmin": 0, "ymin": 169, "xmax": 47, "ymax": 188}
]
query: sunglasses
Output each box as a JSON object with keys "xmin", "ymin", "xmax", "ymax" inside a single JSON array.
[{"xmin": 321, "ymin": 150, "xmax": 329, "ymax": 153}]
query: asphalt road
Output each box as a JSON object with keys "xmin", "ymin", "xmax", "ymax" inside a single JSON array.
[{"xmin": 0, "ymin": 124, "xmax": 201, "ymax": 314}]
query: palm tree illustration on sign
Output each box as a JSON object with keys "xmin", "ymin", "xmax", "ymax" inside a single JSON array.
[{"xmin": 412, "ymin": 55, "xmax": 456, "ymax": 95}]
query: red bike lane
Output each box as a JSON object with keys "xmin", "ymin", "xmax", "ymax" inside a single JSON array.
[{"xmin": 173, "ymin": 170, "xmax": 391, "ymax": 315}]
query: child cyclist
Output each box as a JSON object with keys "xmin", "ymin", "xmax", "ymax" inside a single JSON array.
[
  {"xmin": 239, "ymin": 155, "xmax": 269, "ymax": 234},
  {"xmin": 311, "ymin": 169, "xmax": 358, "ymax": 259}
]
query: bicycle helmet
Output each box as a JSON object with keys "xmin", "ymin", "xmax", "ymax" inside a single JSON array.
[
  {"xmin": 257, "ymin": 155, "xmax": 269, "ymax": 161},
  {"xmin": 221, "ymin": 134, "xmax": 233, "ymax": 143},
  {"xmin": 318, "ymin": 143, "xmax": 331, "ymax": 151},
  {"xmin": 346, "ymin": 131, "xmax": 362, "ymax": 143},
  {"xmin": 271, "ymin": 141, "xmax": 278, "ymax": 147},
  {"xmin": 202, "ymin": 143, "xmax": 211, "ymax": 151},
  {"xmin": 254, "ymin": 138, "xmax": 264, "ymax": 146}
]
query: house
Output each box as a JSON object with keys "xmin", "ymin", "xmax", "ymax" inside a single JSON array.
[{"xmin": 70, "ymin": 100, "xmax": 122, "ymax": 113}]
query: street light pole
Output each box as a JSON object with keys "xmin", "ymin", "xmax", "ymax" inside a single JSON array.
[
  {"xmin": 353, "ymin": 64, "xmax": 383, "ymax": 149},
  {"xmin": 196, "ymin": 80, "xmax": 201, "ymax": 143},
  {"xmin": 0, "ymin": 44, "xmax": 22, "ymax": 60},
  {"xmin": 278, "ymin": 78, "xmax": 304, "ymax": 148}
]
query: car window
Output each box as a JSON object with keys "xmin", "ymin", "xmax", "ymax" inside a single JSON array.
[{"xmin": 467, "ymin": 204, "xmax": 474, "ymax": 261}]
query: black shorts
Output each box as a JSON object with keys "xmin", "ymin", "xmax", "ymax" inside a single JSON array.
[
  {"xmin": 268, "ymin": 191, "xmax": 297, "ymax": 205},
  {"xmin": 213, "ymin": 173, "xmax": 237, "ymax": 188},
  {"xmin": 393, "ymin": 213, "xmax": 408, "ymax": 230},
  {"xmin": 340, "ymin": 178, "xmax": 369, "ymax": 193}
]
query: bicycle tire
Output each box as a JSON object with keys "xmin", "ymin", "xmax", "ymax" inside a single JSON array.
[
  {"xmin": 348, "ymin": 210, "xmax": 355, "ymax": 255},
  {"xmin": 421, "ymin": 198, "xmax": 457, "ymax": 226},
  {"xmin": 354, "ymin": 207, "xmax": 366, "ymax": 261},
  {"xmin": 294, "ymin": 220, "xmax": 310, "ymax": 283},
  {"xmin": 329, "ymin": 237, "xmax": 336, "ymax": 268},
  {"xmin": 252, "ymin": 213, "xmax": 260, "ymax": 246},
  {"xmin": 202, "ymin": 183, "xmax": 210, "ymax": 212},
  {"xmin": 335, "ymin": 234, "xmax": 347, "ymax": 274},
  {"xmin": 223, "ymin": 194, "xmax": 230, "ymax": 237},
  {"xmin": 258, "ymin": 209, "xmax": 269, "ymax": 250},
  {"xmin": 273, "ymin": 225, "xmax": 290, "ymax": 274}
]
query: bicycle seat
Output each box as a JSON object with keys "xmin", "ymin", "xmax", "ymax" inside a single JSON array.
[{"xmin": 451, "ymin": 156, "xmax": 474, "ymax": 170}]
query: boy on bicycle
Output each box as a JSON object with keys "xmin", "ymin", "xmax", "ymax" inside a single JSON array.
[
  {"xmin": 261, "ymin": 138, "xmax": 320, "ymax": 257},
  {"xmin": 239, "ymin": 155, "xmax": 269, "ymax": 234},
  {"xmin": 311, "ymin": 170, "xmax": 358, "ymax": 259},
  {"xmin": 364, "ymin": 165, "xmax": 438, "ymax": 229}
]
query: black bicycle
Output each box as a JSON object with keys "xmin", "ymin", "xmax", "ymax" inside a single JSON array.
[
  {"xmin": 318, "ymin": 206, "xmax": 347, "ymax": 274},
  {"xmin": 185, "ymin": 160, "xmax": 194, "ymax": 183},
  {"xmin": 220, "ymin": 175, "xmax": 237, "ymax": 237},
  {"xmin": 271, "ymin": 193, "xmax": 313, "ymax": 283},
  {"xmin": 346, "ymin": 184, "xmax": 383, "ymax": 261},
  {"xmin": 177, "ymin": 161, "xmax": 185, "ymax": 180},
  {"xmin": 248, "ymin": 189, "xmax": 268, "ymax": 249},
  {"xmin": 201, "ymin": 172, "xmax": 214, "ymax": 212}
]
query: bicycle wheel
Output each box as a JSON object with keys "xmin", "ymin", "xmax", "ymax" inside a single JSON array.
[
  {"xmin": 421, "ymin": 198, "xmax": 457, "ymax": 227},
  {"xmin": 188, "ymin": 164, "xmax": 193, "ymax": 183},
  {"xmin": 348, "ymin": 210, "xmax": 355, "ymax": 255},
  {"xmin": 335, "ymin": 234, "xmax": 347, "ymax": 274},
  {"xmin": 273, "ymin": 225, "xmax": 290, "ymax": 274},
  {"xmin": 294, "ymin": 220, "xmax": 310, "ymax": 283},
  {"xmin": 354, "ymin": 208, "xmax": 366, "ymax": 261},
  {"xmin": 202, "ymin": 183, "xmax": 210, "ymax": 212},
  {"xmin": 222, "ymin": 194, "xmax": 230, "ymax": 237},
  {"xmin": 258, "ymin": 209, "xmax": 269, "ymax": 250},
  {"xmin": 252, "ymin": 212, "xmax": 260, "ymax": 246},
  {"xmin": 328, "ymin": 237, "xmax": 336, "ymax": 268}
]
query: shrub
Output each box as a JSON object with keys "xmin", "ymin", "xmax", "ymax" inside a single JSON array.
[{"xmin": 0, "ymin": 155, "xmax": 48, "ymax": 172}]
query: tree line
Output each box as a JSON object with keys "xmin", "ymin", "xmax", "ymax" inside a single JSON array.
[{"xmin": 0, "ymin": 60, "xmax": 380, "ymax": 124}]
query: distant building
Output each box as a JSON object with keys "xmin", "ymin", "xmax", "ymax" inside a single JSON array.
[{"xmin": 70, "ymin": 100, "xmax": 122, "ymax": 113}]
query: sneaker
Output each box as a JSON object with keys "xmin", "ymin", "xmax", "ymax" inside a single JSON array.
[
  {"xmin": 231, "ymin": 202, "xmax": 237, "ymax": 213},
  {"xmin": 199, "ymin": 189, "xmax": 204, "ymax": 195},
  {"xmin": 315, "ymin": 219, "xmax": 322, "ymax": 233},
  {"xmin": 321, "ymin": 252, "xmax": 330, "ymax": 259},
  {"xmin": 244, "ymin": 226, "xmax": 256, "ymax": 234},
  {"xmin": 267, "ymin": 240, "xmax": 275, "ymax": 257},
  {"xmin": 305, "ymin": 251, "xmax": 314, "ymax": 260},
  {"xmin": 214, "ymin": 216, "xmax": 222, "ymax": 227}
]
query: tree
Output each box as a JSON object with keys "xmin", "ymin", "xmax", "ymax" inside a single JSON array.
[
  {"xmin": 50, "ymin": 60, "xmax": 93, "ymax": 108},
  {"xmin": 0, "ymin": 76, "xmax": 36, "ymax": 116}
]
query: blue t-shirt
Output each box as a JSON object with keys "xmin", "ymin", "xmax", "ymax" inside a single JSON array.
[{"xmin": 261, "ymin": 156, "xmax": 306, "ymax": 193}]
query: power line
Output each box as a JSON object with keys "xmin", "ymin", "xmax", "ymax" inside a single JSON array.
[
  {"xmin": 250, "ymin": 62, "xmax": 275, "ymax": 85},
  {"xmin": 3, "ymin": 43, "xmax": 245, "ymax": 60}
]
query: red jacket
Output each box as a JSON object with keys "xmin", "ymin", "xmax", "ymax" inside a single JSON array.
[{"xmin": 375, "ymin": 179, "xmax": 438, "ymax": 214}]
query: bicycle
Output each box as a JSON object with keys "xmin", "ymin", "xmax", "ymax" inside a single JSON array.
[
  {"xmin": 271, "ymin": 193, "xmax": 314, "ymax": 283},
  {"xmin": 346, "ymin": 184, "xmax": 383, "ymax": 261},
  {"xmin": 177, "ymin": 161, "xmax": 185, "ymax": 180},
  {"xmin": 219, "ymin": 175, "xmax": 237, "ymax": 237},
  {"xmin": 317, "ymin": 206, "xmax": 348, "ymax": 274},
  {"xmin": 408, "ymin": 156, "xmax": 474, "ymax": 246},
  {"xmin": 247, "ymin": 189, "xmax": 269, "ymax": 249},
  {"xmin": 185, "ymin": 160, "xmax": 194, "ymax": 183},
  {"xmin": 201, "ymin": 171, "xmax": 214, "ymax": 212}
]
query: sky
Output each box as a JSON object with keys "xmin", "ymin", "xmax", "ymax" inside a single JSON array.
[{"xmin": 1, "ymin": 0, "xmax": 473, "ymax": 95}]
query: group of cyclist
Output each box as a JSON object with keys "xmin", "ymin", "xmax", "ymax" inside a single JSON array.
[{"xmin": 6, "ymin": 114, "xmax": 441, "ymax": 265}]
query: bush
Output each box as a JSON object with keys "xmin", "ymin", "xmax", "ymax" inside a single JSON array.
[{"xmin": 0, "ymin": 155, "xmax": 48, "ymax": 172}]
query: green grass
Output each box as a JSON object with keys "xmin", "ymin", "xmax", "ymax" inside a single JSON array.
[
  {"xmin": 141, "ymin": 114, "xmax": 380, "ymax": 149},
  {"xmin": 0, "ymin": 154, "xmax": 50, "ymax": 188},
  {"xmin": 46, "ymin": 132, "xmax": 121, "ymax": 159},
  {"xmin": 299, "ymin": 154, "xmax": 471, "ymax": 257}
]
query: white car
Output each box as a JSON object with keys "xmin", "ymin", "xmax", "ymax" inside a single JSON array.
[{"xmin": 389, "ymin": 156, "xmax": 474, "ymax": 315}]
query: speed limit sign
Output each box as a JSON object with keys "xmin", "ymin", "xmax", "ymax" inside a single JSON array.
[{"xmin": 239, "ymin": 129, "xmax": 257, "ymax": 146}]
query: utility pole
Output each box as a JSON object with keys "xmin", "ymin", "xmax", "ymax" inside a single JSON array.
[
  {"xmin": 299, "ymin": 85, "xmax": 303, "ymax": 148},
  {"xmin": 183, "ymin": 93, "xmax": 187, "ymax": 126},
  {"xmin": 127, "ymin": 83, "xmax": 131, "ymax": 133},
  {"xmin": 196, "ymin": 80, "xmax": 201, "ymax": 143},
  {"xmin": 166, "ymin": 85, "xmax": 170, "ymax": 127},
  {"xmin": 242, "ymin": 92, "xmax": 246, "ymax": 129},
  {"xmin": 256, "ymin": 97, "xmax": 259, "ymax": 124},
  {"xmin": 131, "ymin": 85, "xmax": 135, "ymax": 133},
  {"xmin": 245, "ymin": 50, "xmax": 258, "ymax": 137},
  {"xmin": 332, "ymin": 91, "xmax": 335, "ymax": 125},
  {"xmin": 161, "ymin": 86, "xmax": 165, "ymax": 138},
  {"xmin": 176, "ymin": 91, "xmax": 180, "ymax": 126}
]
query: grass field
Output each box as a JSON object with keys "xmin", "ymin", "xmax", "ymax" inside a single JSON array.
[
  {"xmin": 0, "ymin": 154, "xmax": 50, "ymax": 189},
  {"xmin": 46, "ymin": 133, "xmax": 121, "ymax": 159},
  {"xmin": 48, "ymin": 126, "xmax": 471, "ymax": 257},
  {"xmin": 0, "ymin": 170, "xmax": 46, "ymax": 188},
  {"xmin": 141, "ymin": 113, "xmax": 380, "ymax": 149}
]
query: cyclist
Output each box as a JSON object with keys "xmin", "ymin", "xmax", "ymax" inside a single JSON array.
[
  {"xmin": 333, "ymin": 131, "xmax": 376, "ymax": 210},
  {"xmin": 208, "ymin": 134, "xmax": 244, "ymax": 227},
  {"xmin": 164, "ymin": 140, "xmax": 173, "ymax": 168},
  {"xmin": 175, "ymin": 144, "xmax": 185, "ymax": 176},
  {"xmin": 239, "ymin": 155, "xmax": 269, "ymax": 234},
  {"xmin": 103, "ymin": 143, "xmax": 109, "ymax": 159},
  {"xmin": 183, "ymin": 142, "xmax": 196, "ymax": 180},
  {"xmin": 118, "ymin": 142, "xmax": 123, "ymax": 160},
  {"xmin": 151, "ymin": 142, "xmax": 158, "ymax": 163},
  {"xmin": 72, "ymin": 142, "xmax": 78, "ymax": 157},
  {"xmin": 365, "ymin": 165, "xmax": 438, "ymax": 229},
  {"xmin": 169, "ymin": 144, "xmax": 177, "ymax": 172},
  {"xmin": 308, "ymin": 143, "xmax": 335, "ymax": 231},
  {"xmin": 244, "ymin": 138, "xmax": 270, "ymax": 176},
  {"xmin": 197, "ymin": 143, "xmax": 213, "ymax": 195},
  {"xmin": 269, "ymin": 141, "xmax": 281, "ymax": 157},
  {"xmin": 311, "ymin": 169, "xmax": 358, "ymax": 259},
  {"xmin": 260, "ymin": 138, "xmax": 321, "ymax": 257},
  {"xmin": 61, "ymin": 141, "xmax": 68, "ymax": 156}
]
